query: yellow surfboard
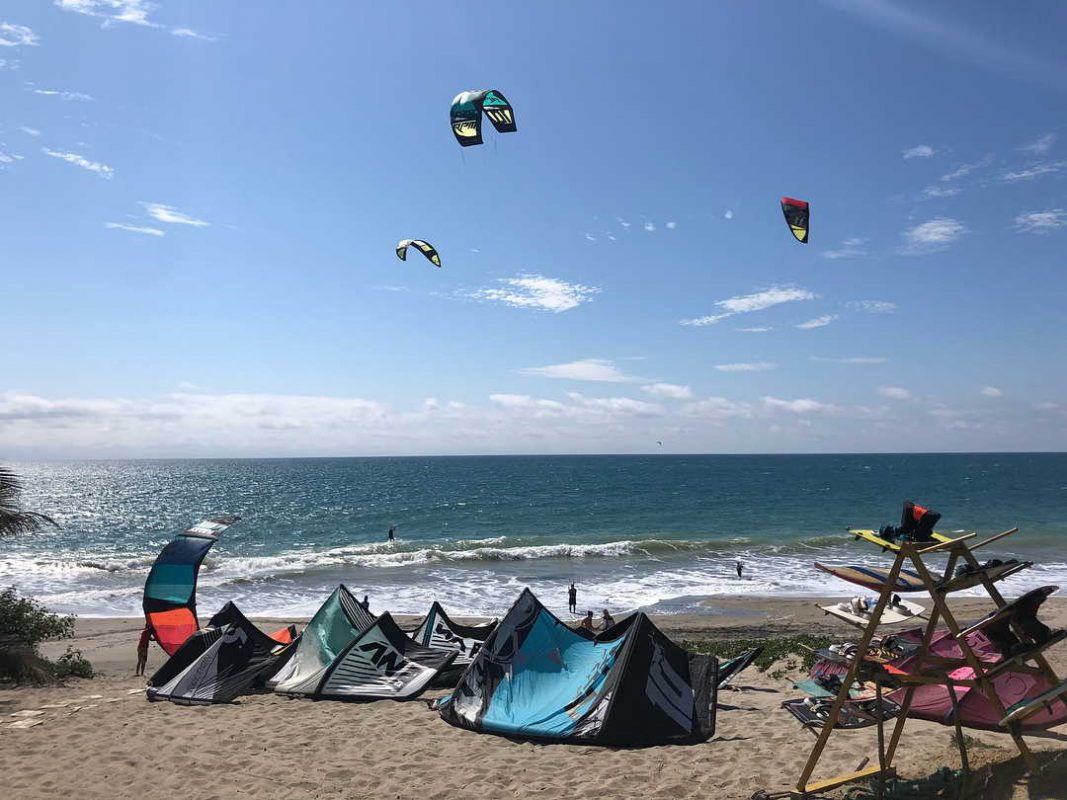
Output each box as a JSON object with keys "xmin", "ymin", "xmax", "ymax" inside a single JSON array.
[{"xmin": 849, "ymin": 528, "xmax": 961, "ymax": 552}]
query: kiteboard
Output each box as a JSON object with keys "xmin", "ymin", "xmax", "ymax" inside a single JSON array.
[
  {"xmin": 849, "ymin": 528, "xmax": 962, "ymax": 552},
  {"xmin": 938, "ymin": 560, "xmax": 1031, "ymax": 594},
  {"xmin": 782, "ymin": 696, "xmax": 901, "ymax": 729},
  {"xmin": 814, "ymin": 563, "xmax": 927, "ymax": 593},
  {"xmin": 958, "ymin": 586, "xmax": 1058, "ymax": 638},
  {"xmin": 819, "ymin": 598, "xmax": 925, "ymax": 628},
  {"xmin": 1000, "ymin": 678, "xmax": 1067, "ymax": 727}
]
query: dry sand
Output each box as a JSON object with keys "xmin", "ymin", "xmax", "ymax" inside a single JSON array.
[{"xmin": 2, "ymin": 597, "xmax": 1067, "ymax": 799}]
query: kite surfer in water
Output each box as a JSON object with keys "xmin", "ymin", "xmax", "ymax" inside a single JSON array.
[
  {"xmin": 736, "ymin": 560, "xmax": 744, "ymax": 579},
  {"xmin": 387, "ymin": 524, "xmax": 395, "ymax": 542}
]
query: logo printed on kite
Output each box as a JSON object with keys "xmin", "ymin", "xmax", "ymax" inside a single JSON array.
[{"xmin": 358, "ymin": 640, "xmax": 409, "ymax": 675}]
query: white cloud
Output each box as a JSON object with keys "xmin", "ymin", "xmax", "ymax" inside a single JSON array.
[
  {"xmin": 0, "ymin": 22, "xmax": 38, "ymax": 47},
  {"xmin": 1000, "ymin": 161, "xmax": 1066, "ymax": 182},
  {"xmin": 980, "ymin": 386, "xmax": 1003, "ymax": 398},
  {"xmin": 665, "ymin": 221, "xmax": 677, "ymax": 230},
  {"xmin": 878, "ymin": 387, "xmax": 913, "ymax": 400},
  {"xmin": 822, "ymin": 237, "xmax": 867, "ymax": 259},
  {"xmin": 1019, "ymin": 133, "xmax": 1055, "ymax": 155},
  {"xmin": 31, "ymin": 88, "xmax": 93, "ymax": 101},
  {"xmin": 810, "ymin": 356, "xmax": 887, "ymax": 364},
  {"xmin": 724, "ymin": 209, "xmax": 734, "ymax": 220},
  {"xmin": 715, "ymin": 362, "xmax": 776, "ymax": 372},
  {"xmin": 0, "ymin": 57, "xmax": 20, "ymax": 70},
  {"xmin": 940, "ymin": 155, "xmax": 992, "ymax": 182},
  {"xmin": 681, "ymin": 285, "xmax": 816, "ymax": 326},
  {"xmin": 105, "ymin": 222, "xmax": 165, "ymax": 237},
  {"xmin": 55, "ymin": 0, "xmax": 158, "ymax": 27},
  {"xmin": 847, "ymin": 300, "xmax": 897, "ymax": 314},
  {"xmin": 605, "ymin": 233, "xmax": 616, "ymax": 241},
  {"xmin": 1014, "ymin": 209, "xmax": 1067, "ymax": 234},
  {"xmin": 902, "ymin": 144, "xmax": 935, "ymax": 159},
  {"xmin": 903, "ymin": 217, "xmax": 965, "ymax": 252},
  {"xmin": 737, "ymin": 326, "xmax": 773, "ymax": 333},
  {"xmin": 584, "ymin": 232, "xmax": 596, "ymax": 242},
  {"xmin": 643, "ymin": 222, "xmax": 656, "ymax": 232},
  {"xmin": 564, "ymin": 392, "xmax": 663, "ymax": 416},
  {"xmin": 142, "ymin": 202, "xmax": 209, "ymax": 227},
  {"xmin": 171, "ymin": 27, "xmax": 218, "ymax": 42},
  {"xmin": 0, "ymin": 150, "xmax": 15, "ymax": 164},
  {"xmin": 19, "ymin": 126, "xmax": 40, "ymax": 136},
  {"xmin": 42, "ymin": 148, "xmax": 113, "ymax": 178},
  {"xmin": 641, "ymin": 383, "xmax": 692, "ymax": 399},
  {"xmin": 921, "ymin": 185, "xmax": 960, "ymax": 199},
  {"xmin": 761, "ymin": 397, "xmax": 837, "ymax": 414},
  {"xmin": 471, "ymin": 274, "xmax": 599, "ymax": 313},
  {"xmin": 617, "ymin": 217, "xmax": 631, "ymax": 229},
  {"xmin": 796, "ymin": 315, "xmax": 836, "ymax": 330},
  {"xmin": 519, "ymin": 358, "xmax": 641, "ymax": 383}
]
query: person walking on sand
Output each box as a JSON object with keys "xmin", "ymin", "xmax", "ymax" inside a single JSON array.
[
  {"xmin": 136, "ymin": 624, "xmax": 155, "ymax": 677},
  {"xmin": 579, "ymin": 610, "xmax": 596, "ymax": 633},
  {"xmin": 736, "ymin": 560, "xmax": 743, "ymax": 579},
  {"xmin": 387, "ymin": 524, "xmax": 395, "ymax": 542},
  {"xmin": 568, "ymin": 582, "xmax": 577, "ymax": 614},
  {"xmin": 599, "ymin": 608, "xmax": 615, "ymax": 631}
]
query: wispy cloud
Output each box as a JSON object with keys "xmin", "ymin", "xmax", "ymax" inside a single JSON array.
[
  {"xmin": 518, "ymin": 358, "xmax": 642, "ymax": 383},
  {"xmin": 681, "ymin": 285, "xmax": 816, "ymax": 326},
  {"xmin": 142, "ymin": 202, "xmax": 209, "ymax": 227},
  {"xmin": 643, "ymin": 221, "xmax": 656, "ymax": 232},
  {"xmin": 999, "ymin": 161, "xmax": 1067, "ymax": 182},
  {"xmin": 584, "ymin": 232, "xmax": 596, "ymax": 242},
  {"xmin": 822, "ymin": 237, "xmax": 867, "ymax": 259},
  {"xmin": 736, "ymin": 326, "xmax": 773, "ymax": 333},
  {"xmin": 665, "ymin": 221, "xmax": 677, "ymax": 230},
  {"xmin": 723, "ymin": 209, "xmax": 734, "ymax": 220},
  {"xmin": 980, "ymin": 386, "xmax": 1003, "ymax": 398},
  {"xmin": 171, "ymin": 27, "xmax": 218, "ymax": 42},
  {"xmin": 761, "ymin": 396, "xmax": 837, "ymax": 415},
  {"xmin": 715, "ymin": 362, "xmax": 776, "ymax": 372},
  {"xmin": 921, "ymin": 185, "xmax": 960, "ymax": 200},
  {"xmin": 847, "ymin": 300, "xmax": 897, "ymax": 314},
  {"xmin": 0, "ymin": 149, "xmax": 16, "ymax": 165},
  {"xmin": 903, "ymin": 217, "xmax": 965, "ymax": 253},
  {"xmin": 19, "ymin": 126, "xmax": 40, "ymax": 136},
  {"xmin": 1014, "ymin": 209, "xmax": 1067, "ymax": 234},
  {"xmin": 617, "ymin": 217, "xmax": 631, "ymax": 229},
  {"xmin": 878, "ymin": 386, "xmax": 913, "ymax": 400},
  {"xmin": 810, "ymin": 356, "xmax": 887, "ymax": 364},
  {"xmin": 105, "ymin": 222, "xmax": 164, "ymax": 237},
  {"xmin": 31, "ymin": 88, "xmax": 93, "ymax": 101},
  {"xmin": 902, "ymin": 144, "xmax": 935, "ymax": 159},
  {"xmin": 55, "ymin": 0, "xmax": 158, "ymax": 28},
  {"xmin": 472, "ymin": 274, "xmax": 600, "ymax": 313},
  {"xmin": 0, "ymin": 22, "xmax": 38, "ymax": 47},
  {"xmin": 796, "ymin": 315, "xmax": 836, "ymax": 329},
  {"xmin": 641, "ymin": 383, "xmax": 692, "ymax": 399},
  {"xmin": 1019, "ymin": 133, "xmax": 1055, "ymax": 155},
  {"xmin": 0, "ymin": 57, "xmax": 20, "ymax": 70},
  {"xmin": 42, "ymin": 148, "xmax": 113, "ymax": 178}
]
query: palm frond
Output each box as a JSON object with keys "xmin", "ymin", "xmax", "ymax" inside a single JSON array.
[{"xmin": 0, "ymin": 466, "xmax": 58, "ymax": 539}]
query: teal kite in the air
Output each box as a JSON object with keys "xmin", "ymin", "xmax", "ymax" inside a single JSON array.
[
  {"xmin": 450, "ymin": 89, "xmax": 516, "ymax": 147},
  {"xmin": 396, "ymin": 239, "xmax": 441, "ymax": 267}
]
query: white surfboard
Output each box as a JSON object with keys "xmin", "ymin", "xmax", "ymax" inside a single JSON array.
[{"xmin": 818, "ymin": 598, "xmax": 925, "ymax": 628}]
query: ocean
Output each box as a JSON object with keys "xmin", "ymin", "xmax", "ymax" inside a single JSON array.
[{"xmin": 3, "ymin": 454, "xmax": 1066, "ymax": 618}]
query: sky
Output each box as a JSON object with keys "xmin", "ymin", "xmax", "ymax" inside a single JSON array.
[{"xmin": 1, "ymin": 0, "xmax": 1066, "ymax": 458}]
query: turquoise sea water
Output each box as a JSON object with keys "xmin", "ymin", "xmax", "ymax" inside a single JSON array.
[{"xmin": 3, "ymin": 454, "xmax": 1066, "ymax": 617}]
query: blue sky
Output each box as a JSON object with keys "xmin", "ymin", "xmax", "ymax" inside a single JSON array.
[{"xmin": 1, "ymin": 0, "xmax": 1066, "ymax": 457}]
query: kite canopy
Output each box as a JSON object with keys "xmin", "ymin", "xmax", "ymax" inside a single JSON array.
[
  {"xmin": 395, "ymin": 239, "xmax": 441, "ymax": 267},
  {"xmin": 438, "ymin": 588, "xmax": 718, "ymax": 745},
  {"xmin": 268, "ymin": 584, "xmax": 376, "ymax": 694},
  {"xmin": 780, "ymin": 197, "xmax": 809, "ymax": 243},
  {"xmin": 146, "ymin": 602, "xmax": 296, "ymax": 705},
  {"xmin": 450, "ymin": 89, "xmax": 516, "ymax": 147},
  {"xmin": 410, "ymin": 602, "xmax": 498, "ymax": 685},
  {"xmin": 142, "ymin": 516, "xmax": 240, "ymax": 655}
]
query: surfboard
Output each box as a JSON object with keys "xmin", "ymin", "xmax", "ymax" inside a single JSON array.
[
  {"xmin": 938, "ymin": 560, "xmax": 1031, "ymax": 593},
  {"xmin": 819, "ymin": 598, "xmax": 925, "ymax": 628},
  {"xmin": 814, "ymin": 563, "xmax": 927, "ymax": 593},
  {"xmin": 958, "ymin": 586, "xmax": 1058, "ymax": 638},
  {"xmin": 849, "ymin": 528, "xmax": 961, "ymax": 552},
  {"xmin": 1000, "ymin": 678, "xmax": 1067, "ymax": 726}
]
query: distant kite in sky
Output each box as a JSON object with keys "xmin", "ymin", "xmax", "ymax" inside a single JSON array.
[
  {"xmin": 780, "ymin": 197, "xmax": 809, "ymax": 244},
  {"xmin": 396, "ymin": 239, "xmax": 441, "ymax": 268},
  {"xmin": 450, "ymin": 89, "xmax": 517, "ymax": 147}
]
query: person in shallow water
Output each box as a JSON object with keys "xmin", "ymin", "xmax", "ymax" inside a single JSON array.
[
  {"xmin": 387, "ymin": 524, "xmax": 395, "ymax": 542},
  {"xmin": 135, "ymin": 624, "xmax": 155, "ymax": 677},
  {"xmin": 568, "ymin": 582, "xmax": 577, "ymax": 613},
  {"xmin": 579, "ymin": 610, "xmax": 596, "ymax": 633},
  {"xmin": 736, "ymin": 560, "xmax": 743, "ymax": 579}
]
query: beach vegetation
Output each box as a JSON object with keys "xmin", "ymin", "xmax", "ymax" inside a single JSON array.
[
  {"xmin": 0, "ymin": 586, "xmax": 90, "ymax": 684},
  {"xmin": 683, "ymin": 634, "xmax": 837, "ymax": 673}
]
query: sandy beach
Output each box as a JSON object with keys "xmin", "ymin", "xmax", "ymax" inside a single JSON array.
[{"xmin": 3, "ymin": 597, "xmax": 1066, "ymax": 800}]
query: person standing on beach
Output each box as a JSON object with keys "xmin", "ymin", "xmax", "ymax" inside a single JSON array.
[
  {"xmin": 568, "ymin": 583, "xmax": 577, "ymax": 614},
  {"xmin": 387, "ymin": 524, "xmax": 395, "ymax": 542},
  {"xmin": 135, "ymin": 624, "xmax": 155, "ymax": 677},
  {"xmin": 736, "ymin": 560, "xmax": 743, "ymax": 579}
]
